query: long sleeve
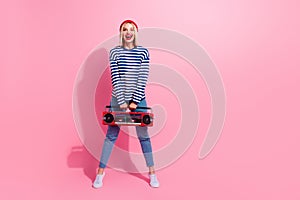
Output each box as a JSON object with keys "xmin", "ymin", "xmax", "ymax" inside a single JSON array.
[
  {"xmin": 132, "ymin": 49, "xmax": 150, "ymax": 104},
  {"xmin": 109, "ymin": 49, "xmax": 126, "ymax": 105}
]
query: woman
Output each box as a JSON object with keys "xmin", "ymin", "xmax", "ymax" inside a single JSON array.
[{"xmin": 93, "ymin": 20, "xmax": 160, "ymax": 188}]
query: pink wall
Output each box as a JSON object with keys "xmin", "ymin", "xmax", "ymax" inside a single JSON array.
[{"xmin": 1, "ymin": 0, "xmax": 300, "ymax": 199}]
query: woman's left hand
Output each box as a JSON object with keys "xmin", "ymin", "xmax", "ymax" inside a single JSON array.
[{"xmin": 129, "ymin": 102, "xmax": 137, "ymax": 110}]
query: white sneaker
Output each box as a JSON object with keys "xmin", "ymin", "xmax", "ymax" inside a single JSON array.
[
  {"xmin": 149, "ymin": 174, "xmax": 160, "ymax": 188},
  {"xmin": 93, "ymin": 173, "xmax": 105, "ymax": 188}
]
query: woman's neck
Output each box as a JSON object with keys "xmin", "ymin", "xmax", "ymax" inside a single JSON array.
[{"xmin": 123, "ymin": 42, "xmax": 134, "ymax": 50}]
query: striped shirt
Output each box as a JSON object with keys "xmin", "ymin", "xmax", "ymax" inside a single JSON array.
[{"xmin": 109, "ymin": 45, "xmax": 150, "ymax": 105}]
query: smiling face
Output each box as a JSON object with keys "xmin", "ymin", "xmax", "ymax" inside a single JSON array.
[{"xmin": 120, "ymin": 23, "xmax": 137, "ymax": 47}]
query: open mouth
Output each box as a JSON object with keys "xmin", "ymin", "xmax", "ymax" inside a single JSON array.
[{"xmin": 125, "ymin": 34, "xmax": 133, "ymax": 40}]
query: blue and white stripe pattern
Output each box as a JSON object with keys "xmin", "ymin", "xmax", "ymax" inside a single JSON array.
[{"xmin": 109, "ymin": 46, "xmax": 150, "ymax": 105}]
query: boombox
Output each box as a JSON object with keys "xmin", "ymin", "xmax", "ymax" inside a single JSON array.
[{"xmin": 102, "ymin": 106, "xmax": 154, "ymax": 127}]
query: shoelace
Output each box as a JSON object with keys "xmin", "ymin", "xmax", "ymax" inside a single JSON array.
[
  {"xmin": 150, "ymin": 175, "xmax": 158, "ymax": 182},
  {"xmin": 95, "ymin": 175, "xmax": 103, "ymax": 183}
]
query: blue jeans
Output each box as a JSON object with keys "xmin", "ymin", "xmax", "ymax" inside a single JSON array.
[{"xmin": 99, "ymin": 97, "xmax": 154, "ymax": 168}]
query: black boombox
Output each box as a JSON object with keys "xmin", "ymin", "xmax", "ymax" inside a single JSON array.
[{"xmin": 102, "ymin": 106, "xmax": 154, "ymax": 127}]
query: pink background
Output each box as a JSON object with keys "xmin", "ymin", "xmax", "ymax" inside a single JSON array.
[{"xmin": 1, "ymin": 0, "xmax": 300, "ymax": 199}]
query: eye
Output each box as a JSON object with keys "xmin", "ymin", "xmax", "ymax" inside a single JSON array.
[{"xmin": 122, "ymin": 28, "xmax": 127, "ymax": 31}]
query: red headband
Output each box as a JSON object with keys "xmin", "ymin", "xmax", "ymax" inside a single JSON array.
[{"xmin": 119, "ymin": 20, "xmax": 138, "ymax": 32}]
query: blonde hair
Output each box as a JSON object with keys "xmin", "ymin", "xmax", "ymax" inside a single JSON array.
[{"xmin": 119, "ymin": 23, "xmax": 138, "ymax": 47}]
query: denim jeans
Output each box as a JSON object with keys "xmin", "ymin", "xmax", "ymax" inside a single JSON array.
[{"xmin": 99, "ymin": 96, "xmax": 154, "ymax": 168}]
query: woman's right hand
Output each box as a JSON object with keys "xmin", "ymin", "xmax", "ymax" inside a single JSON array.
[{"xmin": 120, "ymin": 103, "xmax": 128, "ymax": 109}]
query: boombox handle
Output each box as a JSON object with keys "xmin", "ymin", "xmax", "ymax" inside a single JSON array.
[{"xmin": 105, "ymin": 105, "xmax": 152, "ymax": 111}]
